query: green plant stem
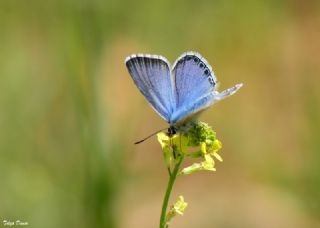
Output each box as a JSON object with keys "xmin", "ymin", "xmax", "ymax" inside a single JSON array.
[{"xmin": 160, "ymin": 155, "xmax": 184, "ymax": 228}]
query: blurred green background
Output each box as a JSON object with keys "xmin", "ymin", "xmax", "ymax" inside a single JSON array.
[{"xmin": 0, "ymin": 0, "xmax": 319, "ymax": 227}]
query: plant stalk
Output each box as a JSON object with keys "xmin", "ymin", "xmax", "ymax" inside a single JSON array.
[{"xmin": 159, "ymin": 155, "xmax": 184, "ymax": 228}]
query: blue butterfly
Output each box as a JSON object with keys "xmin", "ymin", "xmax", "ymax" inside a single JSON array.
[{"xmin": 125, "ymin": 51, "xmax": 242, "ymax": 141}]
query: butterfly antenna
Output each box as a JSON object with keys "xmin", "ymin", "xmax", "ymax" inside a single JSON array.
[{"xmin": 134, "ymin": 127, "xmax": 168, "ymax": 144}]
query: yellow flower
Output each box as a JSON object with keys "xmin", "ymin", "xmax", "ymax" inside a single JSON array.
[
  {"xmin": 209, "ymin": 139, "xmax": 223, "ymax": 162},
  {"xmin": 166, "ymin": 196, "xmax": 188, "ymax": 223},
  {"xmin": 201, "ymin": 154, "xmax": 216, "ymax": 171}
]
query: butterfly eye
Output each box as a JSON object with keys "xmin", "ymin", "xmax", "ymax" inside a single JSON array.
[
  {"xmin": 199, "ymin": 62, "xmax": 204, "ymax": 68},
  {"xmin": 194, "ymin": 57, "xmax": 199, "ymax": 63},
  {"xmin": 204, "ymin": 69, "xmax": 209, "ymax": 76}
]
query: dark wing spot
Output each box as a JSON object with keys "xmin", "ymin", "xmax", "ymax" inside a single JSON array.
[
  {"xmin": 193, "ymin": 57, "xmax": 199, "ymax": 63},
  {"xmin": 204, "ymin": 69, "xmax": 209, "ymax": 75},
  {"xmin": 199, "ymin": 62, "xmax": 204, "ymax": 68},
  {"xmin": 186, "ymin": 56, "xmax": 192, "ymax": 61},
  {"xmin": 208, "ymin": 77, "xmax": 215, "ymax": 86}
]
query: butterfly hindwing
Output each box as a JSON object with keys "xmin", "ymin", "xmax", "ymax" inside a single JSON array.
[
  {"xmin": 125, "ymin": 54, "xmax": 176, "ymax": 121},
  {"xmin": 171, "ymin": 83, "xmax": 243, "ymax": 125}
]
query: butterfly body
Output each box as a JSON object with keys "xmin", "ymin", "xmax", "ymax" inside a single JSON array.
[{"xmin": 125, "ymin": 51, "xmax": 242, "ymax": 129}]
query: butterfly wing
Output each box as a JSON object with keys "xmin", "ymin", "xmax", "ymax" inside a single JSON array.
[
  {"xmin": 170, "ymin": 83, "xmax": 243, "ymax": 125},
  {"xmin": 170, "ymin": 51, "xmax": 217, "ymax": 124},
  {"xmin": 125, "ymin": 54, "xmax": 176, "ymax": 121},
  {"xmin": 172, "ymin": 51, "xmax": 217, "ymax": 108}
]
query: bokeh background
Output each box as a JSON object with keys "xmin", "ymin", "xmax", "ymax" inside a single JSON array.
[{"xmin": 1, "ymin": 0, "xmax": 320, "ymax": 227}]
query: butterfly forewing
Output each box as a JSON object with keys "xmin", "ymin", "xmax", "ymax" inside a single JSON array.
[
  {"xmin": 171, "ymin": 52, "xmax": 217, "ymax": 110},
  {"xmin": 125, "ymin": 54, "xmax": 176, "ymax": 121}
]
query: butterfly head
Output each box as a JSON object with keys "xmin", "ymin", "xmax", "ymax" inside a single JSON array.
[{"xmin": 167, "ymin": 126, "xmax": 177, "ymax": 137}]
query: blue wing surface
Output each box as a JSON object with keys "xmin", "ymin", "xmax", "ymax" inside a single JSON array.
[
  {"xmin": 125, "ymin": 54, "xmax": 176, "ymax": 121},
  {"xmin": 171, "ymin": 51, "xmax": 217, "ymax": 110},
  {"xmin": 171, "ymin": 83, "xmax": 243, "ymax": 125}
]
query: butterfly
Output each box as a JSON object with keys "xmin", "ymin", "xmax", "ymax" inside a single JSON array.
[{"xmin": 125, "ymin": 51, "xmax": 242, "ymax": 142}]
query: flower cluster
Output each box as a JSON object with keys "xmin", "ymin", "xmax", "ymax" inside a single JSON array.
[{"xmin": 157, "ymin": 121, "xmax": 222, "ymax": 175}]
